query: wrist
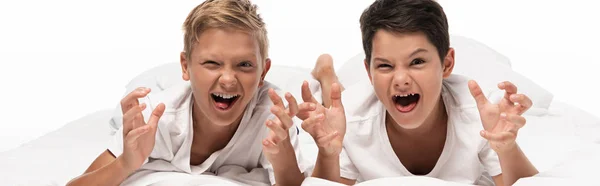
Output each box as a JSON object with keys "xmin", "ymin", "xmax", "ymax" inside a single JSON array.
[
  {"xmin": 496, "ymin": 142, "xmax": 520, "ymax": 156},
  {"xmin": 317, "ymin": 148, "xmax": 340, "ymax": 159},
  {"xmin": 267, "ymin": 138, "xmax": 296, "ymax": 164},
  {"xmin": 115, "ymin": 155, "xmax": 136, "ymax": 175}
]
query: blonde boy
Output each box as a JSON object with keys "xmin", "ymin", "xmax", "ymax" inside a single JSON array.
[{"xmin": 67, "ymin": 1, "xmax": 310, "ymax": 185}]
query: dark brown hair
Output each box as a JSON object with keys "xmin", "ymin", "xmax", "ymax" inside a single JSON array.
[{"xmin": 360, "ymin": 0, "xmax": 449, "ymax": 65}]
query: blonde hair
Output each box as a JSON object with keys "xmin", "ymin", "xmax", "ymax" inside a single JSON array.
[{"xmin": 183, "ymin": 0, "xmax": 268, "ymax": 61}]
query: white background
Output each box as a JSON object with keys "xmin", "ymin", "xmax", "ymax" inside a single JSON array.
[{"xmin": 0, "ymin": 0, "xmax": 598, "ymax": 152}]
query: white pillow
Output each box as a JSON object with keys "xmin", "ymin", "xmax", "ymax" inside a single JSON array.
[
  {"xmin": 336, "ymin": 35, "xmax": 553, "ymax": 115},
  {"xmin": 124, "ymin": 62, "xmax": 183, "ymax": 94}
]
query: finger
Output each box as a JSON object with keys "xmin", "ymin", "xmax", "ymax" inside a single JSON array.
[
  {"xmin": 120, "ymin": 87, "xmax": 151, "ymax": 114},
  {"xmin": 330, "ymin": 83, "xmax": 344, "ymax": 109},
  {"xmin": 509, "ymin": 94, "xmax": 532, "ymax": 114},
  {"xmin": 125, "ymin": 125, "xmax": 150, "ymax": 142},
  {"xmin": 298, "ymin": 102, "xmax": 317, "ymax": 113},
  {"xmin": 147, "ymin": 103, "xmax": 166, "ymax": 130},
  {"xmin": 262, "ymin": 139, "xmax": 279, "ymax": 154},
  {"xmin": 133, "ymin": 103, "xmax": 147, "ymax": 130},
  {"xmin": 468, "ymin": 80, "xmax": 490, "ymax": 109},
  {"xmin": 266, "ymin": 119, "xmax": 288, "ymax": 141},
  {"xmin": 301, "ymin": 81, "xmax": 319, "ymax": 104},
  {"xmin": 268, "ymin": 88, "xmax": 285, "ymax": 108},
  {"xmin": 285, "ymin": 92, "xmax": 299, "ymax": 117},
  {"xmin": 316, "ymin": 131, "xmax": 339, "ymax": 146},
  {"xmin": 498, "ymin": 81, "xmax": 518, "ymax": 97},
  {"xmin": 271, "ymin": 106, "xmax": 293, "ymax": 129},
  {"xmin": 504, "ymin": 114, "xmax": 526, "ymax": 129},
  {"xmin": 122, "ymin": 103, "xmax": 146, "ymax": 134},
  {"xmin": 301, "ymin": 113, "xmax": 325, "ymax": 133},
  {"xmin": 296, "ymin": 102, "xmax": 317, "ymax": 120},
  {"xmin": 480, "ymin": 130, "xmax": 514, "ymax": 142}
]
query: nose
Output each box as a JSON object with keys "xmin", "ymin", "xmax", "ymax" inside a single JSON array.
[
  {"xmin": 393, "ymin": 69, "xmax": 411, "ymax": 91},
  {"xmin": 218, "ymin": 69, "xmax": 237, "ymax": 90}
]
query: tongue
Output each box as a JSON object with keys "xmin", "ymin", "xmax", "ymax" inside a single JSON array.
[
  {"xmin": 215, "ymin": 102, "xmax": 229, "ymax": 110},
  {"xmin": 396, "ymin": 101, "xmax": 417, "ymax": 113}
]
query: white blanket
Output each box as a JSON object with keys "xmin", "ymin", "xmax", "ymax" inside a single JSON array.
[
  {"xmin": 301, "ymin": 177, "xmax": 472, "ymax": 186},
  {"xmin": 121, "ymin": 165, "xmax": 271, "ymax": 186}
]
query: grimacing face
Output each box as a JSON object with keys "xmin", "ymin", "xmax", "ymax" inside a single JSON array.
[
  {"xmin": 180, "ymin": 28, "xmax": 270, "ymax": 126},
  {"xmin": 365, "ymin": 30, "xmax": 454, "ymax": 130}
]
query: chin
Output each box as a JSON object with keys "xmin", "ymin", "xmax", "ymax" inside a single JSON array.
[{"xmin": 387, "ymin": 111, "xmax": 426, "ymax": 130}]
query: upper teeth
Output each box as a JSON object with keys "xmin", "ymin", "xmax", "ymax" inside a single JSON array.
[
  {"xmin": 396, "ymin": 93, "xmax": 415, "ymax": 97},
  {"xmin": 213, "ymin": 93, "xmax": 238, "ymax": 99}
]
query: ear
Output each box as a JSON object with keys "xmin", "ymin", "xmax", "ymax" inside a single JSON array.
[
  {"xmin": 442, "ymin": 48, "xmax": 455, "ymax": 78},
  {"xmin": 180, "ymin": 52, "xmax": 191, "ymax": 81},
  {"xmin": 259, "ymin": 58, "xmax": 271, "ymax": 87},
  {"xmin": 364, "ymin": 58, "xmax": 373, "ymax": 84}
]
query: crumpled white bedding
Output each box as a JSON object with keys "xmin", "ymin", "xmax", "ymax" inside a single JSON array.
[{"xmin": 120, "ymin": 165, "xmax": 270, "ymax": 186}]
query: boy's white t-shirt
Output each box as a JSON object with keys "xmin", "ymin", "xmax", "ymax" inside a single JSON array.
[
  {"xmin": 108, "ymin": 81, "xmax": 312, "ymax": 185},
  {"xmin": 339, "ymin": 74, "xmax": 502, "ymax": 185}
]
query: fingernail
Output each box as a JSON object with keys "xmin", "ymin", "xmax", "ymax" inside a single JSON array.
[
  {"xmin": 317, "ymin": 114, "xmax": 324, "ymax": 119},
  {"xmin": 498, "ymin": 83, "xmax": 504, "ymax": 87},
  {"xmin": 500, "ymin": 113, "xmax": 507, "ymax": 118}
]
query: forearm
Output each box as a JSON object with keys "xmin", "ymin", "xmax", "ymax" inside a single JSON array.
[
  {"xmin": 66, "ymin": 156, "xmax": 134, "ymax": 186},
  {"xmin": 270, "ymin": 138, "xmax": 305, "ymax": 186},
  {"xmin": 311, "ymin": 150, "xmax": 342, "ymax": 183},
  {"xmin": 497, "ymin": 144, "xmax": 538, "ymax": 186}
]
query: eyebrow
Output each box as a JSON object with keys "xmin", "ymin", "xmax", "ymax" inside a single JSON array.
[
  {"xmin": 373, "ymin": 57, "xmax": 391, "ymax": 63},
  {"xmin": 409, "ymin": 48, "xmax": 428, "ymax": 58},
  {"xmin": 372, "ymin": 48, "xmax": 429, "ymax": 63}
]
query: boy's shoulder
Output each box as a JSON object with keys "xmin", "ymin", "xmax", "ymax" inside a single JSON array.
[
  {"xmin": 443, "ymin": 74, "xmax": 499, "ymax": 139},
  {"xmin": 442, "ymin": 74, "xmax": 503, "ymax": 109},
  {"xmin": 341, "ymin": 79, "xmax": 384, "ymax": 123},
  {"xmin": 145, "ymin": 81, "xmax": 193, "ymax": 115},
  {"xmin": 253, "ymin": 81, "xmax": 282, "ymax": 109}
]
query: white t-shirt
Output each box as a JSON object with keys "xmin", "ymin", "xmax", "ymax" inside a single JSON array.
[
  {"xmin": 108, "ymin": 81, "xmax": 312, "ymax": 185},
  {"xmin": 339, "ymin": 74, "xmax": 502, "ymax": 185}
]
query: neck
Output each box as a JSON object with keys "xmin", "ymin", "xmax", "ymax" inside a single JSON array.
[{"xmin": 386, "ymin": 96, "xmax": 448, "ymax": 139}]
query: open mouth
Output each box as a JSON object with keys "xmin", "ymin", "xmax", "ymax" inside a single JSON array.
[
  {"xmin": 392, "ymin": 93, "xmax": 420, "ymax": 113},
  {"xmin": 211, "ymin": 93, "xmax": 240, "ymax": 110}
]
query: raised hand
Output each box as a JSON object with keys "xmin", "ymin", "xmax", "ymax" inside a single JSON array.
[
  {"xmin": 468, "ymin": 80, "xmax": 531, "ymax": 153},
  {"xmin": 298, "ymin": 81, "xmax": 346, "ymax": 156},
  {"xmin": 262, "ymin": 89, "xmax": 299, "ymax": 155},
  {"xmin": 496, "ymin": 81, "xmax": 533, "ymax": 115},
  {"xmin": 119, "ymin": 87, "xmax": 165, "ymax": 172}
]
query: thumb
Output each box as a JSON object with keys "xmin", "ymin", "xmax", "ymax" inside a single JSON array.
[
  {"xmin": 147, "ymin": 103, "xmax": 166, "ymax": 130},
  {"xmin": 468, "ymin": 80, "xmax": 489, "ymax": 109}
]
